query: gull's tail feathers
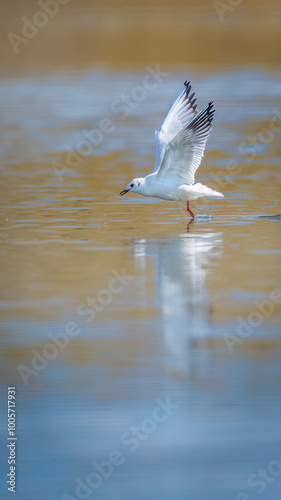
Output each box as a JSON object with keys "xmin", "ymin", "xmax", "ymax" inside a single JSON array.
[{"xmin": 193, "ymin": 183, "xmax": 224, "ymax": 198}]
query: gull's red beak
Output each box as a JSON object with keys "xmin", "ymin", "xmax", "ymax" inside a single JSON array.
[{"xmin": 119, "ymin": 189, "xmax": 129, "ymax": 196}]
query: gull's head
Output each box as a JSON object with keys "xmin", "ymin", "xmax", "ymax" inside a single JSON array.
[{"xmin": 119, "ymin": 178, "xmax": 145, "ymax": 196}]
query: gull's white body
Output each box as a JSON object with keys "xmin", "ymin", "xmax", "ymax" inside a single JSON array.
[
  {"xmin": 130, "ymin": 174, "xmax": 222, "ymax": 201},
  {"xmin": 119, "ymin": 81, "xmax": 224, "ymax": 213}
]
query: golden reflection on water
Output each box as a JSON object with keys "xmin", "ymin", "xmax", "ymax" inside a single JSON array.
[
  {"xmin": 1, "ymin": 1, "xmax": 281, "ymax": 498},
  {"xmin": 1, "ymin": 0, "xmax": 281, "ymax": 71}
]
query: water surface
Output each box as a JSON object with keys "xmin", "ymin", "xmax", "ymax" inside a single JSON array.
[{"xmin": 0, "ymin": 2, "xmax": 281, "ymax": 499}]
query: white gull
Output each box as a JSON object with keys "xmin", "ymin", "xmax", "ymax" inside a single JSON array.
[{"xmin": 119, "ymin": 81, "xmax": 224, "ymax": 218}]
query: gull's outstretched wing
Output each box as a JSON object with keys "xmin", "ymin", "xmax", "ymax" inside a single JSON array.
[
  {"xmin": 156, "ymin": 101, "xmax": 215, "ymax": 186},
  {"xmin": 154, "ymin": 81, "xmax": 198, "ymax": 173}
]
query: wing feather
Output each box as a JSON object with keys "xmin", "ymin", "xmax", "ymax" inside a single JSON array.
[
  {"xmin": 154, "ymin": 81, "xmax": 198, "ymax": 173},
  {"xmin": 156, "ymin": 101, "xmax": 215, "ymax": 185}
]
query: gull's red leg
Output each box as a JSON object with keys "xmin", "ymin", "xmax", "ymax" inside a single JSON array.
[{"xmin": 187, "ymin": 201, "xmax": 194, "ymax": 219}]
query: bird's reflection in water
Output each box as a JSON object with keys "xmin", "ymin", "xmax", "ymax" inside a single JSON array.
[
  {"xmin": 134, "ymin": 231, "xmax": 223, "ymax": 376},
  {"xmin": 186, "ymin": 218, "xmax": 194, "ymax": 232}
]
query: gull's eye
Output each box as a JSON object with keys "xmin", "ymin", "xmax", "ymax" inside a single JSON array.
[{"xmin": 130, "ymin": 183, "xmax": 134, "ymax": 187}]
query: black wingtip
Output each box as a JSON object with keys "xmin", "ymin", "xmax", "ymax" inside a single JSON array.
[
  {"xmin": 207, "ymin": 101, "xmax": 215, "ymax": 115},
  {"xmin": 185, "ymin": 99, "xmax": 216, "ymax": 133},
  {"xmin": 184, "ymin": 80, "xmax": 190, "ymax": 87}
]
